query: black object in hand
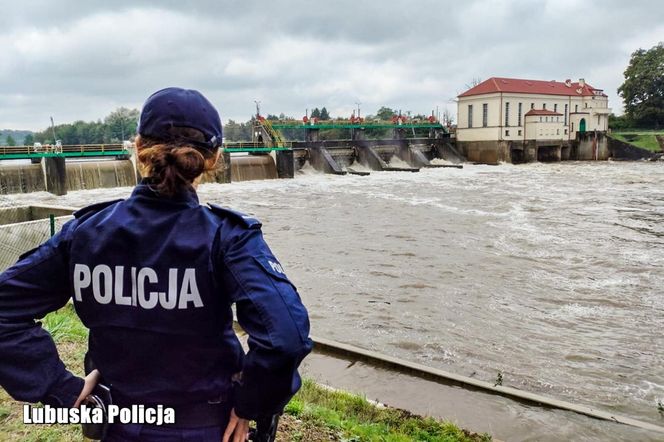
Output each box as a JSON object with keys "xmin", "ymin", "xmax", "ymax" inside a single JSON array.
[
  {"xmin": 249, "ymin": 414, "xmax": 280, "ymax": 442},
  {"xmin": 81, "ymin": 383, "xmax": 112, "ymax": 440}
]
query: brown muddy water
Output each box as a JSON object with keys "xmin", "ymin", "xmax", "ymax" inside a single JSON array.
[{"xmin": 2, "ymin": 161, "xmax": 663, "ymax": 439}]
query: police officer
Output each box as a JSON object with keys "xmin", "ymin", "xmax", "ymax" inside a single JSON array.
[{"xmin": 0, "ymin": 87, "xmax": 313, "ymax": 441}]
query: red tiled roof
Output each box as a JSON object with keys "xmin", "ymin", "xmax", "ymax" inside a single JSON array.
[
  {"xmin": 458, "ymin": 77, "xmax": 608, "ymax": 98},
  {"xmin": 525, "ymin": 109, "xmax": 563, "ymax": 116}
]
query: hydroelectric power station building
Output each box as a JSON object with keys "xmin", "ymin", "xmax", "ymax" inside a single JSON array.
[{"xmin": 456, "ymin": 77, "xmax": 611, "ymax": 163}]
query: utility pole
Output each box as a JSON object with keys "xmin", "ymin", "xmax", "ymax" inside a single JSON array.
[
  {"xmin": 355, "ymin": 101, "xmax": 361, "ymax": 119},
  {"xmin": 254, "ymin": 100, "xmax": 261, "ymax": 118},
  {"xmin": 50, "ymin": 117, "xmax": 57, "ymax": 144}
]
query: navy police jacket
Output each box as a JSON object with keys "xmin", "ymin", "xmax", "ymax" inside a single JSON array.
[{"xmin": 0, "ymin": 182, "xmax": 312, "ymax": 419}]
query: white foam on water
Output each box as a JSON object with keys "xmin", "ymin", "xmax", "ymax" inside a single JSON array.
[
  {"xmin": 428, "ymin": 158, "xmax": 455, "ymax": 166},
  {"xmin": 549, "ymin": 303, "xmax": 614, "ymax": 320},
  {"xmin": 386, "ymin": 156, "xmax": 413, "ymax": 168},
  {"xmin": 296, "ymin": 161, "xmax": 319, "ymax": 176}
]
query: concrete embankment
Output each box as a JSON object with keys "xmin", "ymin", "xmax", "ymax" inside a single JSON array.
[
  {"xmin": 607, "ymin": 136, "xmax": 660, "ymax": 160},
  {"xmin": 303, "ymin": 337, "xmax": 664, "ymax": 441}
]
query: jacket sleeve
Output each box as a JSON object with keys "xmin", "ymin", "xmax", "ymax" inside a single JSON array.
[
  {"xmin": 0, "ymin": 219, "xmax": 84, "ymax": 407},
  {"xmin": 217, "ymin": 224, "xmax": 313, "ymax": 420}
]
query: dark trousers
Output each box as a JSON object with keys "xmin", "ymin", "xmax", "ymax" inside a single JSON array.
[{"xmin": 103, "ymin": 404, "xmax": 232, "ymax": 442}]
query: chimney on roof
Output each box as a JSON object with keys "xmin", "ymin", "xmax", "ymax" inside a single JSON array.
[
  {"xmin": 579, "ymin": 78, "xmax": 585, "ymax": 87},
  {"xmin": 565, "ymin": 79, "xmax": 572, "ymax": 87}
]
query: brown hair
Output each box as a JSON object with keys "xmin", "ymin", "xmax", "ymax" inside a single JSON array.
[{"xmin": 135, "ymin": 128, "xmax": 218, "ymax": 197}]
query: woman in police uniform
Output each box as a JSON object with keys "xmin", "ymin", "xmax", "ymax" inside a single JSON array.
[{"xmin": 0, "ymin": 88, "xmax": 312, "ymax": 441}]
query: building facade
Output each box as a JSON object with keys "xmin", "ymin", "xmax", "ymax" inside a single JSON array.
[{"xmin": 456, "ymin": 78, "xmax": 610, "ymax": 143}]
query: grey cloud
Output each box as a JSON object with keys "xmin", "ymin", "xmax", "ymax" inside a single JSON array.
[{"xmin": 1, "ymin": 0, "xmax": 663, "ymax": 130}]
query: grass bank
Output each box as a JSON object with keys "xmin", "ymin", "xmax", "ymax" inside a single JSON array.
[
  {"xmin": 0, "ymin": 304, "xmax": 491, "ymax": 442},
  {"xmin": 610, "ymin": 130, "xmax": 664, "ymax": 152}
]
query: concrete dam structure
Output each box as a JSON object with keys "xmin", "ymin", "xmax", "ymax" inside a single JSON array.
[
  {"xmin": 0, "ymin": 118, "xmax": 654, "ymax": 196},
  {"xmin": 456, "ymin": 131, "xmax": 658, "ymax": 164},
  {"xmin": 0, "ymin": 159, "xmax": 137, "ymax": 195}
]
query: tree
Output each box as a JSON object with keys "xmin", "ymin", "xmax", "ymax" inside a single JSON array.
[
  {"xmin": 6, "ymin": 135, "xmax": 16, "ymax": 146},
  {"xmin": 320, "ymin": 107, "xmax": 330, "ymax": 120},
  {"xmin": 608, "ymin": 113, "xmax": 633, "ymax": 131},
  {"xmin": 23, "ymin": 134, "xmax": 34, "ymax": 145},
  {"xmin": 376, "ymin": 106, "xmax": 396, "ymax": 120},
  {"xmin": 310, "ymin": 108, "xmax": 321, "ymax": 118},
  {"xmin": 618, "ymin": 43, "xmax": 664, "ymax": 128},
  {"xmin": 104, "ymin": 107, "xmax": 140, "ymax": 142},
  {"xmin": 465, "ymin": 77, "xmax": 483, "ymax": 90}
]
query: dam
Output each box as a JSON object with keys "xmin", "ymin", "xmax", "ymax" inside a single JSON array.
[{"xmin": 1, "ymin": 115, "xmax": 658, "ymax": 196}]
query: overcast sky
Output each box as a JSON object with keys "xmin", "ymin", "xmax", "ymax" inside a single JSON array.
[{"xmin": 1, "ymin": 0, "xmax": 663, "ymax": 131}]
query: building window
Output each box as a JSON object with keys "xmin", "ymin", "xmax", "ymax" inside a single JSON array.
[
  {"xmin": 557, "ymin": 129, "xmax": 560, "ymax": 135},
  {"xmin": 556, "ymin": 117, "xmax": 559, "ymax": 122},
  {"xmin": 575, "ymin": 104, "xmax": 578, "ymax": 112},
  {"xmin": 531, "ymin": 103, "xmax": 535, "ymax": 109},
  {"xmin": 554, "ymin": 104, "xmax": 558, "ymax": 113},
  {"xmin": 565, "ymin": 129, "xmax": 568, "ymax": 135},
  {"xmin": 564, "ymin": 104, "xmax": 568, "ymax": 125},
  {"xmin": 545, "ymin": 116, "xmax": 548, "ymax": 122},
  {"xmin": 597, "ymin": 115, "xmax": 600, "ymax": 125},
  {"xmin": 540, "ymin": 116, "xmax": 542, "ymax": 122},
  {"xmin": 468, "ymin": 104, "xmax": 473, "ymax": 128},
  {"xmin": 505, "ymin": 130, "xmax": 510, "ymax": 136},
  {"xmin": 505, "ymin": 102, "xmax": 510, "ymax": 127},
  {"xmin": 518, "ymin": 129, "xmax": 522, "ymax": 136},
  {"xmin": 543, "ymin": 103, "xmax": 547, "ymax": 109},
  {"xmin": 482, "ymin": 103, "xmax": 488, "ymax": 127},
  {"xmin": 585, "ymin": 102, "xmax": 588, "ymax": 108},
  {"xmin": 518, "ymin": 103, "xmax": 522, "ymax": 126}
]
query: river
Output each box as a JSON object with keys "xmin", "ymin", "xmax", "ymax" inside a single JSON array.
[{"xmin": 3, "ymin": 160, "xmax": 663, "ymax": 431}]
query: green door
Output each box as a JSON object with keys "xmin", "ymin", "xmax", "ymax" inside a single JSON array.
[{"xmin": 579, "ymin": 118, "xmax": 586, "ymax": 133}]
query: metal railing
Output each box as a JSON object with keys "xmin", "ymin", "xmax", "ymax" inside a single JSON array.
[
  {"xmin": 0, "ymin": 144, "xmax": 129, "ymax": 159},
  {"xmin": 223, "ymin": 141, "xmax": 292, "ymax": 152},
  {"xmin": 259, "ymin": 119, "xmax": 287, "ymax": 148}
]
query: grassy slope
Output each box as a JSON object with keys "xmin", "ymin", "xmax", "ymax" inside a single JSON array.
[
  {"xmin": 610, "ymin": 130, "xmax": 664, "ymax": 152},
  {"xmin": 0, "ymin": 305, "xmax": 490, "ymax": 442}
]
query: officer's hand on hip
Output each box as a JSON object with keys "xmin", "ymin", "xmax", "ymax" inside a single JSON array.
[
  {"xmin": 222, "ymin": 408, "xmax": 249, "ymax": 442},
  {"xmin": 74, "ymin": 369, "xmax": 100, "ymax": 408}
]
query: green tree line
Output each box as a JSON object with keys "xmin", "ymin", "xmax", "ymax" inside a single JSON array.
[
  {"xmin": 19, "ymin": 104, "xmax": 438, "ymax": 145},
  {"xmin": 30, "ymin": 108, "xmax": 140, "ymax": 145}
]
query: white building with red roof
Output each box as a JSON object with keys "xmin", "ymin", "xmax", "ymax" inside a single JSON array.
[{"xmin": 456, "ymin": 77, "xmax": 610, "ymax": 143}]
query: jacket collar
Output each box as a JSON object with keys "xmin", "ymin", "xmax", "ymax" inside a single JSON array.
[{"xmin": 131, "ymin": 178, "xmax": 200, "ymax": 208}]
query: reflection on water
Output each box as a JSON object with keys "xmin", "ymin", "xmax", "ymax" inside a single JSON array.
[{"xmin": 3, "ymin": 161, "xmax": 663, "ymax": 425}]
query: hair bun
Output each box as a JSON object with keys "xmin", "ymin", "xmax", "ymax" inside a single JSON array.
[
  {"xmin": 171, "ymin": 147, "xmax": 206, "ymax": 182},
  {"xmin": 165, "ymin": 150, "xmax": 177, "ymax": 165}
]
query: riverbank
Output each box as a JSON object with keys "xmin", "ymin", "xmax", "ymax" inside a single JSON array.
[
  {"xmin": 610, "ymin": 130, "xmax": 664, "ymax": 152},
  {"xmin": 0, "ymin": 304, "xmax": 490, "ymax": 441}
]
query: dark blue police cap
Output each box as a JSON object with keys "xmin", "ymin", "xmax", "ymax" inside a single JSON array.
[{"xmin": 137, "ymin": 87, "xmax": 223, "ymax": 150}]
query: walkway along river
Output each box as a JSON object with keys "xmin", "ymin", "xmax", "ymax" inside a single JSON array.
[{"xmin": 2, "ymin": 161, "xmax": 663, "ymax": 430}]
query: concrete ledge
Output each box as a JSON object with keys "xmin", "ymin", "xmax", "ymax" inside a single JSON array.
[{"xmin": 312, "ymin": 336, "xmax": 664, "ymax": 435}]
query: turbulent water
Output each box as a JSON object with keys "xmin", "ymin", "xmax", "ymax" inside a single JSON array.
[{"xmin": 3, "ymin": 161, "xmax": 663, "ymax": 425}]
